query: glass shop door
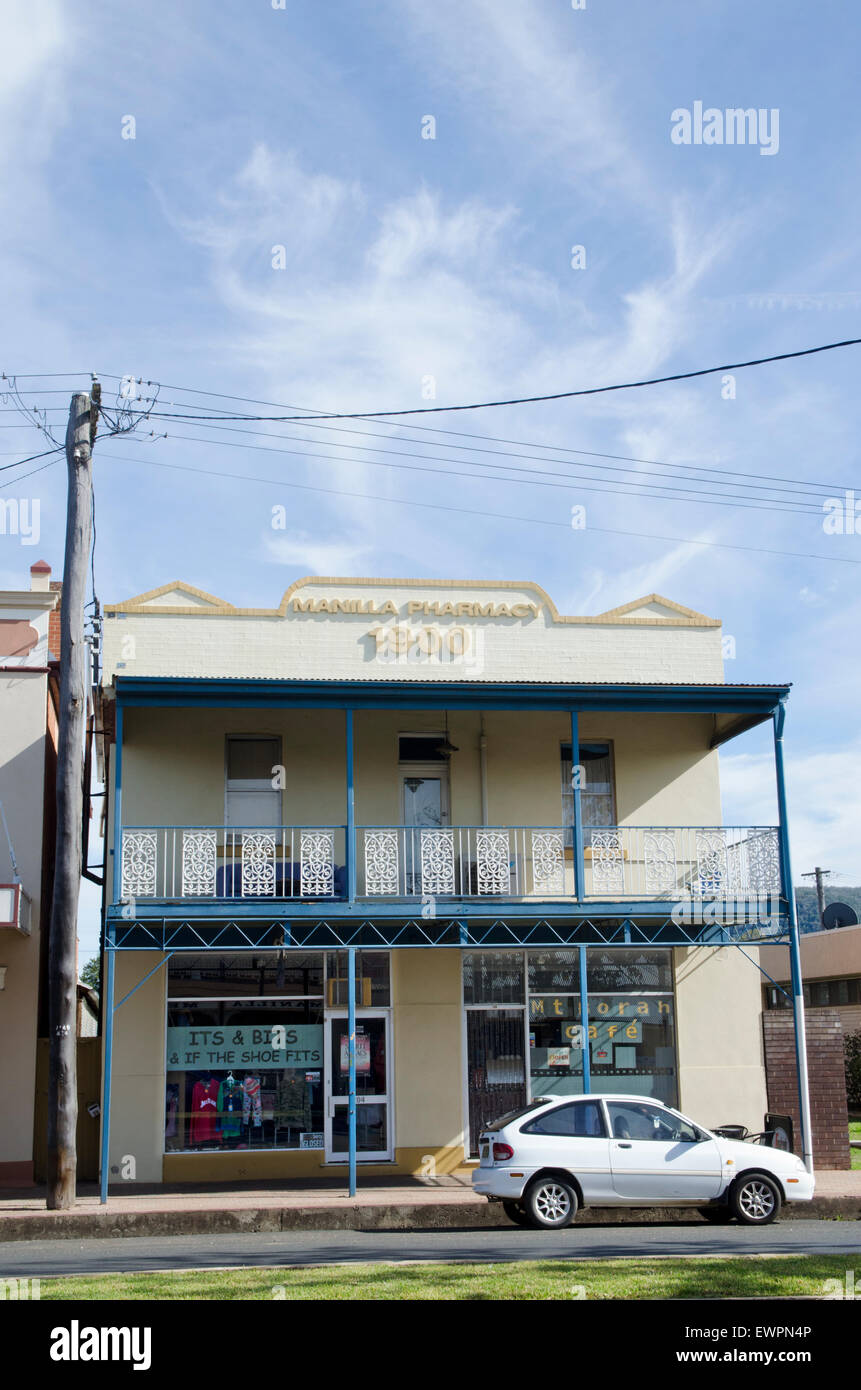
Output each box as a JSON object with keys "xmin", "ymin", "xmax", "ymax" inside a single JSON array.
[{"xmin": 324, "ymin": 1013, "xmax": 393, "ymax": 1162}]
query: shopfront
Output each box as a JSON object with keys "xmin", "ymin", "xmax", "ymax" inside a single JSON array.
[
  {"xmin": 463, "ymin": 947, "xmax": 678, "ymax": 1154},
  {"xmin": 148, "ymin": 944, "xmax": 688, "ymax": 1170},
  {"xmin": 163, "ymin": 951, "xmax": 392, "ymax": 1165}
]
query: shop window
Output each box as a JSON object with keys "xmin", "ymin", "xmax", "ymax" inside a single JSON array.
[
  {"xmin": 527, "ymin": 949, "xmax": 580, "ymax": 993},
  {"xmin": 587, "ymin": 947, "xmax": 673, "ymax": 992},
  {"xmin": 463, "ymin": 950, "xmax": 525, "ymax": 1005},
  {"xmin": 325, "ymin": 951, "xmax": 391, "ymax": 1007},
  {"xmin": 588, "ymin": 992, "xmax": 677, "ymax": 1106},
  {"xmin": 529, "ymin": 991, "xmax": 583, "ymax": 1098},
  {"xmin": 169, "ymin": 952, "xmax": 324, "ymax": 998},
  {"xmin": 165, "ymin": 999, "xmax": 324, "ymax": 1154}
]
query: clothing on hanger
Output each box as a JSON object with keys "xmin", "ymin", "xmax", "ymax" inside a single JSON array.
[
  {"xmin": 242, "ymin": 1074, "xmax": 262, "ymax": 1127},
  {"xmin": 219, "ymin": 1077, "xmax": 243, "ymax": 1139},
  {"xmin": 189, "ymin": 1076, "xmax": 220, "ymax": 1145}
]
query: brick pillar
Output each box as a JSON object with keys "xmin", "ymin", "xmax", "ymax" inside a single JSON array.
[{"xmin": 762, "ymin": 1010, "xmax": 850, "ymax": 1169}]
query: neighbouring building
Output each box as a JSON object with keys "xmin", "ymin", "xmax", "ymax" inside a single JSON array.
[
  {"xmin": 0, "ymin": 561, "xmax": 60, "ymax": 1185},
  {"xmin": 761, "ymin": 923, "xmax": 861, "ymax": 1036},
  {"xmin": 96, "ymin": 576, "xmax": 809, "ymax": 1191}
]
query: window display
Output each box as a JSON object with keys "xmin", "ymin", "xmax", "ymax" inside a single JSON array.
[{"xmin": 165, "ymin": 955, "xmax": 325, "ymax": 1153}]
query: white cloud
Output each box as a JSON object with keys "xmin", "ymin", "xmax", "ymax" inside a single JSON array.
[
  {"xmin": 264, "ymin": 530, "xmax": 371, "ymax": 575},
  {"xmin": 720, "ymin": 743, "xmax": 861, "ymax": 882}
]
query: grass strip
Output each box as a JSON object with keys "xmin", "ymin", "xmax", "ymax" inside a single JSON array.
[{"xmin": 33, "ymin": 1254, "xmax": 859, "ymax": 1301}]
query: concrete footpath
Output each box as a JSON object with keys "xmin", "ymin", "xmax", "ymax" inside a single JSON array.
[{"xmin": 1, "ymin": 1171, "xmax": 859, "ymax": 1242}]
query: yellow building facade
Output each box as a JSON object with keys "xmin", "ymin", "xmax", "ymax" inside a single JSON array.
[{"xmin": 97, "ymin": 578, "xmax": 793, "ymax": 1187}]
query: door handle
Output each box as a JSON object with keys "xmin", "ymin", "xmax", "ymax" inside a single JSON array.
[{"xmin": 617, "ymin": 1142, "xmax": 632, "ymax": 1149}]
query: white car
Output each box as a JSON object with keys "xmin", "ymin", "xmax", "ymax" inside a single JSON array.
[{"xmin": 472, "ymin": 1093, "xmax": 814, "ymax": 1229}]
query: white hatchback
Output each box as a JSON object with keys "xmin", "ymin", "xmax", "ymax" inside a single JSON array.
[{"xmin": 472, "ymin": 1093, "xmax": 815, "ymax": 1229}]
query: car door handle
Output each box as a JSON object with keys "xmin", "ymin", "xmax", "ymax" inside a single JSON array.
[{"xmin": 616, "ymin": 1142, "xmax": 632, "ymax": 1149}]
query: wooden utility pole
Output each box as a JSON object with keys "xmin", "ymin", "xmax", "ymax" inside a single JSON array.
[
  {"xmin": 46, "ymin": 387, "xmax": 98, "ymax": 1209},
  {"xmin": 802, "ymin": 866, "xmax": 830, "ymax": 931}
]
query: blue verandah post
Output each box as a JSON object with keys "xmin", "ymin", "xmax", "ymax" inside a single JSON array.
[
  {"xmin": 348, "ymin": 945, "xmax": 357, "ymax": 1196},
  {"xmin": 773, "ymin": 701, "xmax": 813, "ymax": 1172},
  {"xmin": 570, "ymin": 712, "xmax": 585, "ymax": 901},
  {"xmin": 345, "ymin": 709, "xmax": 356, "ymax": 903},
  {"xmin": 100, "ymin": 702, "xmax": 123, "ymax": 1205},
  {"xmin": 579, "ymin": 944, "xmax": 591, "ymax": 1093},
  {"xmin": 99, "ymin": 942, "xmax": 115, "ymax": 1204}
]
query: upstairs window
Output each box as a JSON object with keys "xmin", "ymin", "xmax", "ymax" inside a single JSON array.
[{"xmin": 225, "ymin": 735, "xmax": 282, "ymax": 827}]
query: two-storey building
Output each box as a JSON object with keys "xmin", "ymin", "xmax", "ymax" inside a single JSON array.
[
  {"xmin": 97, "ymin": 576, "xmax": 808, "ymax": 1195},
  {"xmin": 0, "ymin": 561, "xmax": 60, "ymax": 1185}
]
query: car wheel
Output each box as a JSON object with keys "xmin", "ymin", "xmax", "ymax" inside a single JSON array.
[
  {"xmin": 729, "ymin": 1173, "xmax": 782, "ymax": 1226},
  {"xmin": 524, "ymin": 1176, "xmax": 578, "ymax": 1230},
  {"xmin": 698, "ymin": 1205, "xmax": 734, "ymax": 1224},
  {"xmin": 502, "ymin": 1199, "xmax": 531, "ymax": 1227}
]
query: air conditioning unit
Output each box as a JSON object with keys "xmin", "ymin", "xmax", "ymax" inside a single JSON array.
[{"xmin": 0, "ymin": 884, "xmax": 31, "ymax": 935}]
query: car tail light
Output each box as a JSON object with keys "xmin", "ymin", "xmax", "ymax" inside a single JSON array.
[{"xmin": 492, "ymin": 1143, "xmax": 514, "ymax": 1162}]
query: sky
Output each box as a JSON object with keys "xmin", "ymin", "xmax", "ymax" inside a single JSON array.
[{"xmin": 1, "ymin": 0, "xmax": 860, "ymax": 961}]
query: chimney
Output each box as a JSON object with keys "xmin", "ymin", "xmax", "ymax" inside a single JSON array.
[
  {"xmin": 30, "ymin": 560, "xmax": 52, "ymax": 592},
  {"xmin": 48, "ymin": 580, "xmax": 62, "ymax": 661}
]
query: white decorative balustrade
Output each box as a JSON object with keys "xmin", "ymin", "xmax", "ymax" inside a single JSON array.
[
  {"xmin": 117, "ymin": 824, "xmax": 781, "ymax": 905},
  {"xmin": 582, "ymin": 825, "xmax": 782, "ymax": 901},
  {"xmin": 119, "ymin": 827, "xmax": 346, "ymax": 901},
  {"xmin": 357, "ymin": 826, "xmax": 570, "ymax": 900},
  {"xmin": 356, "ymin": 825, "xmax": 781, "ymax": 901}
]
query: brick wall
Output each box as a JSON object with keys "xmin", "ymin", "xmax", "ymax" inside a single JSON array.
[
  {"xmin": 48, "ymin": 580, "xmax": 62, "ymax": 661},
  {"xmin": 762, "ymin": 1010, "xmax": 850, "ymax": 1169}
]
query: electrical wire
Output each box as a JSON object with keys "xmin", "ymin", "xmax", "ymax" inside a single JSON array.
[
  {"xmin": 98, "ymin": 449, "xmax": 861, "ymax": 567},
  {"xmin": 0, "ymin": 445, "xmax": 65, "ymax": 476},
  {"xmin": 112, "ymin": 335, "xmax": 861, "ymax": 423},
  {"xmin": 158, "ymin": 416, "xmax": 840, "ymax": 509},
  {"xmin": 0, "ymin": 457, "xmax": 61, "ymax": 489},
  {"xmin": 95, "ymin": 371, "xmax": 853, "ymax": 497},
  {"xmin": 150, "ymin": 427, "xmax": 826, "ymax": 518},
  {"xmin": 13, "ymin": 368, "xmax": 855, "ymax": 497}
]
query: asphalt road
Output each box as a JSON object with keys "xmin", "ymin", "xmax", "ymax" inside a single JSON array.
[{"xmin": 3, "ymin": 1220, "xmax": 860, "ymax": 1279}]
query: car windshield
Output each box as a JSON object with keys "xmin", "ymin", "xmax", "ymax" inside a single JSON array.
[{"xmin": 481, "ymin": 1100, "xmax": 552, "ymax": 1132}]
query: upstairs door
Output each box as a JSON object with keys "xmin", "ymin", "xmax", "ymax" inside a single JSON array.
[
  {"xmin": 225, "ymin": 735, "xmax": 282, "ymax": 827},
  {"xmin": 401, "ymin": 765, "xmax": 450, "ymax": 829}
]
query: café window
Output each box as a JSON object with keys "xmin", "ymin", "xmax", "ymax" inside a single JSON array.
[
  {"xmin": 165, "ymin": 953, "xmax": 324, "ymax": 1154},
  {"xmin": 588, "ymin": 949, "xmax": 677, "ymax": 1106}
]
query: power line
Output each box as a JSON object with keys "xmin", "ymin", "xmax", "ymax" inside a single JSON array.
[
  {"xmin": 99, "ymin": 449, "xmax": 861, "ymax": 567},
  {"xmin": 116, "ymin": 335, "xmax": 861, "ymax": 423},
  {"xmin": 0, "ymin": 457, "xmax": 62, "ymax": 489},
  {"xmin": 160, "ymin": 416, "xmax": 839, "ymax": 509},
  {"xmin": 151, "ymin": 427, "xmax": 827, "ymax": 519},
  {"xmin": 97, "ymin": 371, "xmax": 853, "ymax": 496},
  {"xmin": 0, "ymin": 445, "xmax": 65, "ymax": 476},
  {"xmin": 14, "ymin": 369, "xmax": 855, "ymax": 496}
]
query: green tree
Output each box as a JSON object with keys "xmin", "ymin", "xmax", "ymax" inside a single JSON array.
[{"xmin": 80, "ymin": 955, "xmax": 100, "ymax": 992}]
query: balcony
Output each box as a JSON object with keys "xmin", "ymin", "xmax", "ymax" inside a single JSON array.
[{"xmin": 117, "ymin": 823, "xmax": 782, "ymax": 907}]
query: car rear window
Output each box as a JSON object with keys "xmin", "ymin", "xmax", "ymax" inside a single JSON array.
[
  {"xmin": 521, "ymin": 1100, "xmax": 607, "ymax": 1138},
  {"xmin": 482, "ymin": 1100, "xmax": 552, "ymax": 1132}
]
